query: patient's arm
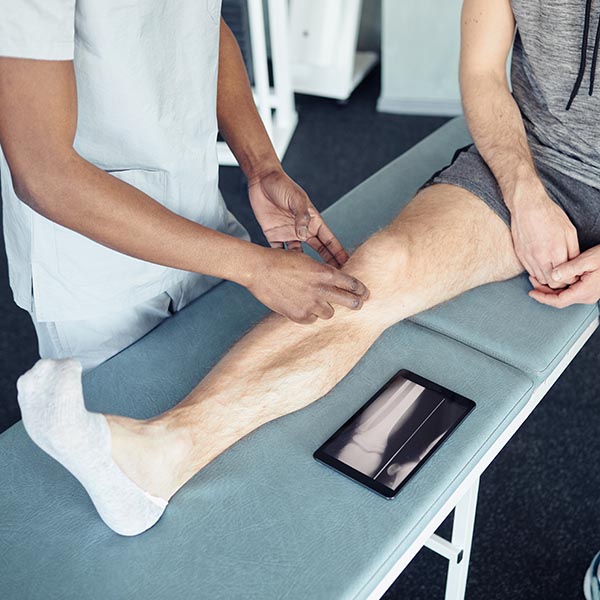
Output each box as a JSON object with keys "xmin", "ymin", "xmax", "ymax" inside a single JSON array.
[
  {"xmin": 460, "ymin": 0, "xmax": 529, "ymax": 202},
  {"xmin": 460, "ymin": 0, "xmax": 579, "ymax": 287}
]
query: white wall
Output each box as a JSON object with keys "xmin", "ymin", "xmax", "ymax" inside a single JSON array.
[{"xmin": 378, "ymin": 0, "xmax": 463, "ymax": 116}]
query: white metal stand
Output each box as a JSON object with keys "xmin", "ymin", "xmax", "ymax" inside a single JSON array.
[
  {"xmin": 218, "ymin": 0, "xmax": 298, "ymax": 166},
  {"xmin": 444, "ymin": 479, "xmax": 479, "ymax": 599},
  {"xmin": 420, "ymin": 479, "xmax": 479, "ymax": 600},
  {"xmin": 288, "ymin": 0, "xmax": 378, "ymax": 101}
]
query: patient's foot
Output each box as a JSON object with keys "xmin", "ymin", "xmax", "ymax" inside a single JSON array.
[{"xmin": 17, "ymin": 359, "xmax": 168, "ymax": 536}]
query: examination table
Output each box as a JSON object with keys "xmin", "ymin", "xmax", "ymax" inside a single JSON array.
[{"xmin": 0, "ymin": 118, "xmax": 597, "ymax": 600}]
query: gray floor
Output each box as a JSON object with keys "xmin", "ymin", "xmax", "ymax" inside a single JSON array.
[{"xmin": 1, "ymin": 69, "xmax": 598, "ymax": 599}]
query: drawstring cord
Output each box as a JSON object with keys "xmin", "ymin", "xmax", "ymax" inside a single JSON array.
[
  {"xmin": 589, "ymin": 12, "xmax": 600, "ymax": 95},
  {"xmin": 567, "ymin": 0, "xmax": 600, "ymax": 109}
]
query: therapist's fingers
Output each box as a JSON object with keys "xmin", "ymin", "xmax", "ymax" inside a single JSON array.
[
  {"xmin": 306, "ymin": 235, "xmax": 338, "ymax": 267},
  {"xmin": 322, "ymin": 287, "xmax": 366, "ymax": 311},
  {"xmin": 285, "ymin": 240, "xmax": 303, "ymax": 253},
  {"xmin": 317, "ymin": 219, "xmax": 350, "ymax": 266},
  {"xmin": 268, "ymin": 240, "xmax": 285, "ymax": 250},
  {"xmin": 312, "ymin": 301, "xmax": 335, "ymax": 320},
  {"xmin": 306, "ymin": 219, "xmax": 349, "ymax": 267},
  {"xmin": 331, "ymin": 270, "xmax": 370, "ymax": 301}
]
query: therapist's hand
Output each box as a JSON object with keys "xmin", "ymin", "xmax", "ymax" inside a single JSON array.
[
  {"xmin": 248, "ymin": 247, "xmax": 369, "ymax": 324},
  {"xmin": 248, "ymin": 168, "xmax": 349, "ymax": 267},
  {"xmin": 528, "ymin": 244, "xmax": 600, "ymax": 308}
]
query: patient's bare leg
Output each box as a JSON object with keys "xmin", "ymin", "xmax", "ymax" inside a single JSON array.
[
  {"xmin": 108, "ymin": 185, "xmax": 523, "ymax": 496},
  {"xmin": 18, "ymin": 185, "xmax": 524, "ymax": 534}
]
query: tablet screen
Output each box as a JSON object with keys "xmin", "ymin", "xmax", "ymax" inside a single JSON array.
[{"xmin": 315, "ymin": 371, "xmax": 475, "ymax": 497}]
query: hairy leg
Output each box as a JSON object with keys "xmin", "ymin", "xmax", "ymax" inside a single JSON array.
[
  {"xmin": 108, "ymin": 184, "xmax": 523, "ymax": 499},
  {"xmin": 18, "ymin": 185, "xmax": 524, "ymax": 534}
]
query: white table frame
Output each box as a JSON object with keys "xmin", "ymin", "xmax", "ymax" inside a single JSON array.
[{"xmin": 364, "ymin": 317, "xmax": 599, "ymax": 600}]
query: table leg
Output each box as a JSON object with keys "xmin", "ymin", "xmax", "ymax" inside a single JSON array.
[{"xmin": 444, "ymin": 477, "xmax": 480, "ymax": 600}]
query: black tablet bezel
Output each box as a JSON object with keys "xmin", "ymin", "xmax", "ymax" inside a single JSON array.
[{"xmin": 313, "ymin": 369, "xmax": 476, "ymax": 499}]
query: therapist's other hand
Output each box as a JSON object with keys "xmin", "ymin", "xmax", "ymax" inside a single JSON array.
[
  {"xmin": 509, "ymin": 179, "xmax": 579, "ymax": 288},
  {"xmin": 248, "ymin": 248, "xmax": 369, "ymax": 324},
  {"xmin": 528, "ymin": 244, "xmax": 600, "ymax": 308},
  {"xmin": 248, "ymin": 168, "xmax": 349, "ymax": 267}
]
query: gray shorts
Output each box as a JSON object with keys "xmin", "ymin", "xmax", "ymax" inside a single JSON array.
[{"xmin": 423, "ymin": 144, "xmax": 600, "ymax": 252}]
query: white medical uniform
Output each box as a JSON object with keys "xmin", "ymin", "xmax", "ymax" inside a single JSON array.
[{"xmin": 0, "ymin": 0, "xmax": 249, "ymax": 369}]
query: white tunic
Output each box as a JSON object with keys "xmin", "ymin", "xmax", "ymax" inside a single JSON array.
[{"xmin": 0, "ymin": 0, "xmax": 248, "ymax": 321}]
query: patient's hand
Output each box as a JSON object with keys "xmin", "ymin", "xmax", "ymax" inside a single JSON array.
[
  {"xmin": 528, "ymin": 245, "xmax": 600, "ymax": 308},
  {"xmin": 509, "ymin": 179, "xmax": 579, "ymax": 288}
]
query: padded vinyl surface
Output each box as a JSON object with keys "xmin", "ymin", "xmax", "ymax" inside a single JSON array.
[{"xmin": 0, "ymin": 289, "xmax": 533, "ymax": 599}]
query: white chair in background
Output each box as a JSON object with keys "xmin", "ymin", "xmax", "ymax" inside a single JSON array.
[{"xmin": 289, "ymin": 0, "xmax": 378, "ymax": 102}]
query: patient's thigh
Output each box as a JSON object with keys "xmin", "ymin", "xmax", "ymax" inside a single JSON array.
[{"xmin": 343, "ymin": 184, "xmax": 524, "ymax": 327}]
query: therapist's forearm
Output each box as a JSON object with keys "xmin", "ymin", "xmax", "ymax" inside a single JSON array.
[
  {"xmin": 216, "ymin": 19, "xmax": 280, "ymax": 182},
  {"xmin": 0, "ymin": 57, "xmax": 263, "ymax": 288},
  {"xmin": 20, "ymin": 151, "xmax": 263, "ymax": 287}
]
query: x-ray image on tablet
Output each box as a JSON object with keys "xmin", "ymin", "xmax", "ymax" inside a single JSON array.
[{"xmin": 314, "ymin": 370, "xmax": 475, "ymax": 498}]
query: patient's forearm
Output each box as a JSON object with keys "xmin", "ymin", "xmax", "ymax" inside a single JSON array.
[
  {"xmin": 460, "ymin": 0, "xmax": 538, "ymax": 209},
  {"xmin": 461, "ymin": 73, "xmax": 538, "ymax": 207}
]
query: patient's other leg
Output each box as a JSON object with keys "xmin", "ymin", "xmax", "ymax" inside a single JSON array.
[{"xmin": 18, "ymin": 185, "xmax": 523, "ymax": 535}]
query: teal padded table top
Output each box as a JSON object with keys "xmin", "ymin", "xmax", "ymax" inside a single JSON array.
[{"xmin": 0, "ymin": 288, "xmax": 533, "ymax": 600}]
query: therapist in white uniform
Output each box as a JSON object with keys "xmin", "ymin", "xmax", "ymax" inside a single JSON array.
[{"xmin": 0, "ymin": 0, "xmax": 369, "ymax": 370}]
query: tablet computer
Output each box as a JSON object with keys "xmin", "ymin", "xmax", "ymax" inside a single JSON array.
[{"xmin": 314, "ymin": 370, "xmax": 476, "ymax": 498}]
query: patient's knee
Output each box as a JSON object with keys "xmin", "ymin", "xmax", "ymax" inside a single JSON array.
[
  {"xmin": 344, "ymin": 229, "xmax": 408, "ymax": 285},
  {"xmin": 342, "ymin": 230, "xmax": 411, "ymax": 326}
]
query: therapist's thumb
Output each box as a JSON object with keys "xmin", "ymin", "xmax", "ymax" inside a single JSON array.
[{"xmin": 295, "ymin": 208, "xmax": 311, "ymax": 241}]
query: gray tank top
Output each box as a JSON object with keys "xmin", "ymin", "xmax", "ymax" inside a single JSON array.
[{"xmin": 511, "ymin": 0, "xmax": 600, "ymax": 189}]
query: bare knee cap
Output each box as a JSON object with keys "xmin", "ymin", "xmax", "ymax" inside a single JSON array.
[{"xmin": 343, "ymin": 232, "xmax": 411, "ymax": 327}]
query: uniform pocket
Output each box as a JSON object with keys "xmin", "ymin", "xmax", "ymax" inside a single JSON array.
[{"xmin": 54, "ymin": 168, "xmax": 168, "ymax": 286}]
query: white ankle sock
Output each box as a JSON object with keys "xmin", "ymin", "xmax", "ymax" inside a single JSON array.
[{"xmin": 17, "ymin": 358, "xmax": 168, "ymax": 536}]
